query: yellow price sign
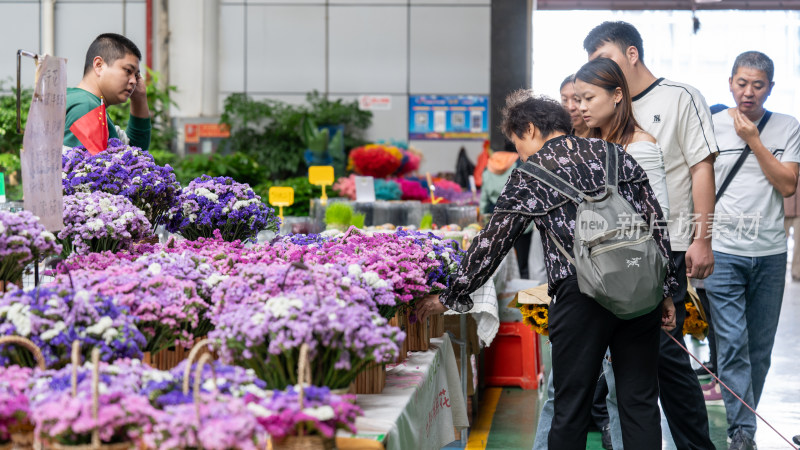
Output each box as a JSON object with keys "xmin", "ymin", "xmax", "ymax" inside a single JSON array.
[
  {"xmin": 269, "ymin": 187, "xmax": 295, "ymax": 206},
  {"xmin": 309, "ymin": 166, "xmax": 335, "ymax": 205},
  {"xmin": 308, "ymin": 166, "xmax": 335, "ymax": 186}
]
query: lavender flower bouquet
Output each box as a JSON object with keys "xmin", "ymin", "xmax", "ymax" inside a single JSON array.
[
  {"xmin": 58, "ymin": 192, "xmax": 152, "ymax": 255},
  {"xmin": 247, "ymin": 385, "xmax": 361, "ymax": 441},
  {"xmin": 209, "ymin": 290, "xmax": 403, "ymax": 389},
  {"xmin": 63, "ymin": 139, "xmax": 181, "ymax": 227},
  {"xmin": 54, "ymin": 264, "xmax": 211, "ymax": 354},
  {"xmin": 0, "ymin": 211, "xmax": 61, "ymax": 287},
  {"xmin": 166, "ymin": 175, "xmax": 280, "ymax": 243},
  {"xmin": 0, "ymin": 365, "xmax": 32, "ymax": 443},
  {"xmin": 144, "ymin": 393, "xmax": 266, "ymax": 450},
  {"xmin": 0, "ymin": 287, "xmax": 145, "ymax": 368}
]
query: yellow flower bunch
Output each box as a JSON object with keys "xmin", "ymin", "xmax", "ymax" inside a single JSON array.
[
  {"xmin": 683, "ymin": 300, "xmax": 709, "ymax": 340},
  {"xmin": 518, "ymin": 303, "xmax": 549, "ymax": 336}
]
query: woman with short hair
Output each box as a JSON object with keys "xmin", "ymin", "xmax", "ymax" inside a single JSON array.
[{"xmin": 416, "ymin": 90, "xmax": 677, "ymax": 449}]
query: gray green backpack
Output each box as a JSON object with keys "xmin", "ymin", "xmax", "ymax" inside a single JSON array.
[{"xmin": 518, "ymin": 141, "xmax": 667, "ymax": 319}]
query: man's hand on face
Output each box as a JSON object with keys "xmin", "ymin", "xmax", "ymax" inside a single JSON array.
[
  {"xmin": 732, "ymin": 108, "xmax": 759, "ymax": 145},
  {"xmin": 129, "ymin": 72, "xmax": 147, "ymax": 105}
]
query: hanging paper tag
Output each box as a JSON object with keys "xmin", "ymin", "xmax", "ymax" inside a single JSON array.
[
  {"xmin": 269, "ymin": 187, "xmax": 295, "ymax": 206},
  {"xmin": 354, "ymin": 176, "xmax": 376, "ymax": 203},
  {"xmin": 21, "ymin": 55, "xmax": 66, "ymax": 231},
  {"xmin": 308, "ymin": 166, "xmax": 334, "ymax": 186}
]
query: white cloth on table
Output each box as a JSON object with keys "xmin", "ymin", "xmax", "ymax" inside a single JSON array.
[{"xmin": 349, "ymin": 334, "xmax": 468, "ymax": 450}]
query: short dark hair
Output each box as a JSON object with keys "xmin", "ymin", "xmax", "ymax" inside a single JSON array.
[
  {"xmin": 500, "ymin": 90, "xmax": 571, "ymax": 140},
  {"xmin": 83, "ymin": 33, "xmax": 142, "ymax": 76},
  {"xmin": 732, "ymin": 51, "xmax": 774, "ymax": 82},
  {"xmin": 583, "ymin": 21, "xmax": 645, "ymax": 63},
  {"xmin": 559, "ymin": 74, "xmax": 575, "ymax": 92}
]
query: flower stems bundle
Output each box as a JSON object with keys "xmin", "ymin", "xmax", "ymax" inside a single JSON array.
[
  {"xmin": 167, "ymin": 175, "xmax": 280, "ymax": 243},
  {"xmin": 0, "ymin": 211, "xmax": 61, "ymax": 288}
]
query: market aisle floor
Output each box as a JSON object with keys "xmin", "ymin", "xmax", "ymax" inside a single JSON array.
[{"xmin": 453, "ymin": 273, "xmax": 800, "ymax": 450}]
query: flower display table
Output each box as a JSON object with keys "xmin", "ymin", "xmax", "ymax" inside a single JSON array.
[{"xmin": 344, "ymin": 334, "xmax": 468, "ymax": 450}]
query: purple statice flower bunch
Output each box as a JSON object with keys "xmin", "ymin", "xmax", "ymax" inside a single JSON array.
[
  {"xmin": 0, "ymin": 365, "xmax": 32, "ymax": 442},
  {"xmin": 27, "ymin": 359, "xmax": 149, "ymax": 407},
  {"xmin": 141, "ymin": 360, "xmax": 268, "ymax": 409},
  {"xmin": 28, "ymin": 359, "xmax": 159, "ymax": 446},
  {"xmin": 166, "ymin": 175, "xmax": 280, "ymax": 243},
  {"xmin": 209, "ymin": 262, "xmax": 394, "ymax": 319},
  {"xmin": 31, "ymin": 389, "xmax": 157, "ymax": 446},
  {"xmin": 395, "ymin": 228, "xmax": 464, "ymax": 292},
  {"xmin": 273, "ymin": 233, "xmax": 332, "ymax": 247},
  {"xmin": 273, "ymin": 229, "xmax": 439, "ymax": 314},
  {"xmin": 0, "ymin": 211, "xmax": 61, "ymax": 285},
  {"xmin": 209, "ymin": 290, "xmax": 403, "ymax": 389},
  {"xmin": 132, "ymin": 250, "xmax": 223, "ymax": 301},
  {"xmin": 62, "ymin": 139, "xmax": 181, "ymax": 226},
  {"xmin": 144, "ymin": 393, "xmax": 265, "ymax": 450},
  {"xmin": 246, "ymin": 385, "xmax": 361, "ymax": 441},
  {"xmin": 58, "ymin": 191, "xmax": 152, "ymax": 255},
  {"xmin": 56, "ymin": 250, "xmax": 138, "ymax": 273},
  {"xmin": 54, "ymin": 264, "xmax": 210, "ymax": 353},
  {"xmin": 0, "ymin": 287, "xmax": 145, "ymax": 368}
]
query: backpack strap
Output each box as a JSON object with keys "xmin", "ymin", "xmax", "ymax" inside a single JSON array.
[
  {"xmin": 605, "ymin": 141, "xmax": 618, "ymax": 190},
  {"xmin": 517, "ymin": 162, "xmax": 585, "ymax": 204},
  {"xmin": 545, "ymin": 230, "xmax": 576, "ymax": 266}
]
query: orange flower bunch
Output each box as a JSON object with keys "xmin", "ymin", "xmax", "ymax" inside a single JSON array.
[{"xmin": 683, "ymin": 300, "xmax": 709, "ymax": 340}]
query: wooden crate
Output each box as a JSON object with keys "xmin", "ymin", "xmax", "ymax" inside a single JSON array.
[
  {"xmin": 353, "ymin": 363, "xmax": 386, "ymax": 395},
  {"xmin": 389, "ymin": 315, "xmax": 408, "ymax": 363},
  {"xmin": 398, "ymin": 311, "xmax": 429, "ymax": 352},
  {"xmin": 428, "ymin": 313, "xmax": 444, "ymax": 338}
]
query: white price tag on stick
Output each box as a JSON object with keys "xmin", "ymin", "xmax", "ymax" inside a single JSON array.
[{"xmin": 355, "ymin": 176, "xmax": 376, "ymax": 203}]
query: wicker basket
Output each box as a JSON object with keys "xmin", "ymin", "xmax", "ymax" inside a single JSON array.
[
  {"xmin": 0, "ymin": 336, "xmax": 45, "ymax": 450},
  {"xmin": 271, "ymin": 436, "xmax": 335, "ymax": 450},
  {"xmin": 353, "ymin": 363, "xmax": 386, "ymax": 395},
  {"xmin": 41, "ymin": 343, "xmax": 135, "ymax": 450},
  {"xmin": 269, "ymin": 344, "xmax": 335, "ymax": 450},
  {"xmin": 388, "ymin": 315, "xmax": 407, "ymax": 363}
]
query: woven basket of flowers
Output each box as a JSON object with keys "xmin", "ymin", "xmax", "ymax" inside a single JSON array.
[
  {"xmin": 39, "ymin": 343, "xmax": 139, "ymax": 450},
  {"xmin": 0, "ymin": 336, "xmax": 45, "ymax": 450}
]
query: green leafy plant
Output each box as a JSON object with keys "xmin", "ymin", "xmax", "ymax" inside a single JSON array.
[
  {"xmin": 255, "ymin": 176, "xmax": 315, "ymax": 217},
  {"xmin": 220, "ymin": 91, "xmax": 372, "ymax": 182},
  {"xmin": 0, "ymin": 84, "xmax": 30, "ymax": 155}
]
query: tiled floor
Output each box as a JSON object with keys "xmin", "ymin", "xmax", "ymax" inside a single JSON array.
[{"xmin": 454, "ymin": 272, "xmax": 800, "ymax": 450}]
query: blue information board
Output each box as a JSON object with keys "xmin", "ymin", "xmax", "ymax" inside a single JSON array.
[{"xmin": 408, "ymin": 95, "xmax": 489, "ymax": 140}]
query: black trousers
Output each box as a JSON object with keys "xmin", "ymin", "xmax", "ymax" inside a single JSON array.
[
  {"xmin": 658, "ymin": 252, "xmax": 715, "ymax": 450},
  {"xmin": 549, "ymin": 276, "xmax": 661, "ymax": 449}
]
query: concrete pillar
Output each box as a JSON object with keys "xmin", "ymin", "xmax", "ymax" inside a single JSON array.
[
  {"xmin": 490, "ymin": 0, "xmax": 532, "ymax": 151},
  {"xmin": 41, "ymin": 0, "xmax": 55, "ymax": 56},
  {"xmin": 201, "ymin": 0, "xmax": 219, "ymax": 116}
]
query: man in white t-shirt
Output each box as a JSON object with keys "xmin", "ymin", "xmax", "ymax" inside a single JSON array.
[
  {"xmin": 704, "ymin": 51, "xmax": 800, "ymax": 450},
  {"xmin": 584, "ymin": 21, "xmax": 717, "ymax": 450}
]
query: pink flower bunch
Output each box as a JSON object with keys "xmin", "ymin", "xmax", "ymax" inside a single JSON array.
[
  {"xmin": 272, "ymin": 229, "xmax": 439, "ymax": 308},
  {"xmin": 332, "ymin": 175, "xmax": 356, "ymax": 200},
  {"xmin": 247, "ymin": 385, "xmax": 361, "ymax": 440},
  {"xmin": 0, "ymin": 365, "xmax": 32, "ymax": 442},
  {"xmin": 144, "ymin": 393, "xmax": 265, "ymax": 450},
  {"xmin": 56, "ymin": 264, "xmax": 210, "ymax": 353},
  {"xmin": 32, "ymin": 390, "xmax": 157, "ymax": 446},
  {"xmin": 398, "ymin": 178, "xmax": 429, "ymax": 201}
]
